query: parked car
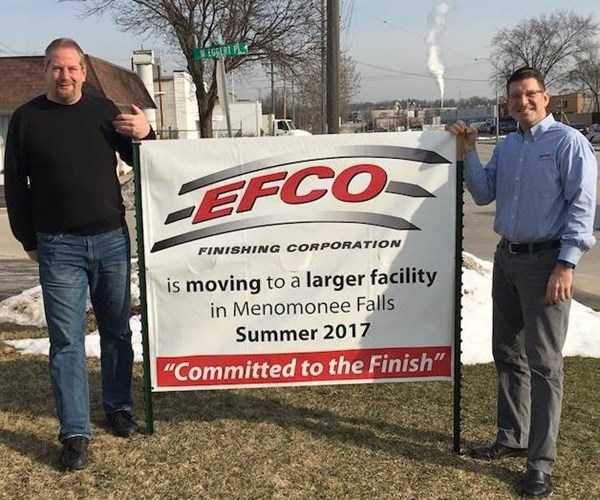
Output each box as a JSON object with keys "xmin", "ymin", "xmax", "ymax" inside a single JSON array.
[
  {"xmin": 569, "ymin": 123, "xmax": 590, "ymax": 135},
  {"xmin": 498, "ymin": 118, "xmax": 518, "ymax": 134},
  {"xmin": 469, "ymin": 121, "xmax": 492, "ymax": 134},
  {"xmin": 586, "ymin": 123, "xmax": 600, "ymax": 144}
]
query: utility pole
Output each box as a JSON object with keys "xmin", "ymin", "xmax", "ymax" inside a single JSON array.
[
  {"xmin": 326, "ymin": 0, "xmax": 340, "ymax": 134},
  {"xmin": 494, "ymin": 66, "xmax": 499, "ymax": 143},
  {"xmin": 269, "ymin": 60, "xmax": 276, "ymax": 115},
  {"xmin": 283, "ymin": 78, "xmax": 287, "ymax": 119},
  {"xmin": 475, "ymin": 56, "xmax": 500, "ymax": 143},
  {"xmin": 291, "ymin": 78, "xmax": 296, "ymax": 123}
]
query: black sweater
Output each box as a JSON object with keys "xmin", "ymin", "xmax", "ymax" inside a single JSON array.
[{"xmin": 4, "ymin": 93, "xmax": 154, "ymax": 251}]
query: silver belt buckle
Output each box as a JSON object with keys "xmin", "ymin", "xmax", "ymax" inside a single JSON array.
[{"xmin": 508, "ymin": 242, "xmax": 518, "ymax": 254}]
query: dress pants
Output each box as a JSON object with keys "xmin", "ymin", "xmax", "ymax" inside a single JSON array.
[{"xmin": 491, "ymin": 243, "xmax": 570, "ymax": 474}]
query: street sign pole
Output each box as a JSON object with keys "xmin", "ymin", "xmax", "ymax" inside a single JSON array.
[
  {"xmin": 215, "ymin": 35, "xmax": 233, "ymax": 138},
  {"xmin": 193, "ymin": 39, "xmax": 249, "ymax": 138},
  {"xmin": 217, "ymin": 57, "xmax": 233, "ymax": 138}
]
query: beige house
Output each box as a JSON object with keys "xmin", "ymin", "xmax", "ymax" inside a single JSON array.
[{"xmin": 548, "ymin": 93, "xmax": 600, "ymax": 126}]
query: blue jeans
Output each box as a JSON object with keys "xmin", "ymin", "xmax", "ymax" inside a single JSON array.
[{"xmin": 37, "ymin": 226, "xmax": 134, "ymax": 442}]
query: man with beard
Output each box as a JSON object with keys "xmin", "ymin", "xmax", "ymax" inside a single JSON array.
[{"xmin": 4, "ymin": 38, "xmax": 155, "ymax": 471}]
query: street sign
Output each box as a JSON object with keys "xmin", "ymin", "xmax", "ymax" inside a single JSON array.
[{"xmin": 193, "ymin": 42, "xmax": 249, "ymax": 61}]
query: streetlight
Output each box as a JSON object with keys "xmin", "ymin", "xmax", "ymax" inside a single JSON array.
[{"xmin": 475, "ymin": 57, "xmax": 500, "ymax": 143}]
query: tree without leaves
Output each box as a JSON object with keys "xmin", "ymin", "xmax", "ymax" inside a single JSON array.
[
  {"xmin": 338, "ymin": 55, "xmax": 360, "ymax": 118},
  {"xmin": 490, "ymin": 10, "xmax": 599, "ymax": 92},
  {"xmin": 292, "ymin": 54, "xmax": 360, "ymax": 133},
  {"xmin": 564, "ymin": 48, "xmax": 600, "ymax": 112},
  {"xmin": 61, "ymin": 0, "xmax": 321, "ymax": 137}
]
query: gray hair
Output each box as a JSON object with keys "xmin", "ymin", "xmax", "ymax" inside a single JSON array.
[{"xmin": 44, "ymin": 38, "xmax": 86, "ymax": 70}]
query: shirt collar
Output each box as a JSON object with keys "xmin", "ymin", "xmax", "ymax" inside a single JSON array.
[{"xmin": 519, "ymin": 113, "xmax": 555, "ymax": 141}]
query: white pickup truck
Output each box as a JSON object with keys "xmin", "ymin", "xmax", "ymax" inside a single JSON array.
[{"xmin": 262, "ymin": 115, "xmax": 312, "ymax": 136}]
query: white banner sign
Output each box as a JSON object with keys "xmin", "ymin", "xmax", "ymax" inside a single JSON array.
[{"xmin": 138, "ymin": 132, "xmax": 457, "ymax": 391}]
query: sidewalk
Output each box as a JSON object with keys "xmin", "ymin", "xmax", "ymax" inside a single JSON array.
[{"xmin": 0, "ymin": 210, "xmax": 138, "ymax": 301}]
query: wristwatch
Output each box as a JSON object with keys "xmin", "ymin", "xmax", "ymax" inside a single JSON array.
[{"xmin": 557, "ymin": 259, "xmax": 576, "ymax": 269}]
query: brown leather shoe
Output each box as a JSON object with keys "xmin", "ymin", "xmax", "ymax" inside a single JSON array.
[
  {"xmin": 517, "ymin": 469, "xmax": 552, "ymax": 497},
  {"xmin": 469, "ymin": 441, "xmax": 527, "ymax": 460}
]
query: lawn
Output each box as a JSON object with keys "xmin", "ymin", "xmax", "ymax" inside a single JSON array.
[{"xmin": 1, "ymin": 325, "xmax": 598, "ymax": 499}]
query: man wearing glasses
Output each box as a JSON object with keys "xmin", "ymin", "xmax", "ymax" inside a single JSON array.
[{"xmin": 447, "ymin": 67, "xmax": 597, "ymax": 497}]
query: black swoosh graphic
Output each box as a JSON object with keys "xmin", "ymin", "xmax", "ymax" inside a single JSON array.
[
  {"xmin": 385, "ymin": 181, "xmax": 435, "ymax": 197},
  {"xmin": 178, "ymin": 145, "xmax": 450, "ymax": 195},
  {"xmin": 151, "ymin": 211, "xmax": 419, "ymax": 252}
]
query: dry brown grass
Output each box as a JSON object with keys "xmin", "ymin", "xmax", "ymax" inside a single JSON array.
[{"xmin": 1, "ymin": 325, "xmax": 598, "ymax": 499}]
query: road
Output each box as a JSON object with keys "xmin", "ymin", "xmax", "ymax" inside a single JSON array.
[{"xmin": 463, "ymin": 142, "xmax": 600, "ymax": 310}]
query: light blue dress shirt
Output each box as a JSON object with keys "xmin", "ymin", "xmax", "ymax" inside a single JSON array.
[{"xmin": 464, "ymin": 113, "xmax": 597, "ymax": 265}]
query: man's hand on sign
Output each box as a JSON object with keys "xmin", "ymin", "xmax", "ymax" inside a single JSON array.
[{"xmin": 445, "ymin": 120, "xmax": 478, "ymax": 154}]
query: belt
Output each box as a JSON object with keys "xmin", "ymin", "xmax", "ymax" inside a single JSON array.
[{"xmin": 500, "ymin": 238, "xmax": 561, "ymax": 255}]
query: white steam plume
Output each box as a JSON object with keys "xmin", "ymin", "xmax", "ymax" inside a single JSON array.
[{"xmin": 426, "ymin": 1, "xmax": 450, "ymax": 106}]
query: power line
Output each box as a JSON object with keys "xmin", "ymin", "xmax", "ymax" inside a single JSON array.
[
  {"xmin": 353, "ymin": 6, "xmax": 487, "ymax": 63},
  {"xmin": 357, "ymin": 60, "xmax": 489, "ymax": 83},
  {"xmin": 0, "ymin": 41, "xmax": 20, "ymax": 55}
]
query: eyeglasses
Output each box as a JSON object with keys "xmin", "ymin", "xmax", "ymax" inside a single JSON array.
[{"xmin": 508, "ymin": 90, "xmax": 545, "ymax": 101}]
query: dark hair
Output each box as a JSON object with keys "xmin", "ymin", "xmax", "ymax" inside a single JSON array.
[
  {"xmin": 506, "ymin": 67, "xmax": 545, "ymax": 94},
  {"xmin": 44, "ymin": 38, "xmax": 86, "ymax": 70}
]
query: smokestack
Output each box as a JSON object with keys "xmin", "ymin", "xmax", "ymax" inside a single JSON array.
[{"xmin": 132, "ymin": 50, "xmax": 158, "ymax": 131}]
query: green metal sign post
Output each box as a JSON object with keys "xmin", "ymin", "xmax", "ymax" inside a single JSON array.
[{"xmin": 133, "ymin": 143, "xmax": 154, "ymax": 434}]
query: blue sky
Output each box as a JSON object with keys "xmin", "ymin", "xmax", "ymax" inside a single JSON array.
[
  {"xmin": 1, "ymin": 0, "xmax": 598, "ymax": 102},
  {"xmin": 347, "ymin": 0, "xmax": 599, "ymax": 102}
]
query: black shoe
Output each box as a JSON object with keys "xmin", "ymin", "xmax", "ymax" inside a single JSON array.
[
  {"xmin": 470, "ymin": 441, "xmax": 527, "ymax": 460},
  {"xmin": 59, "ymin": 436, "xmax": 89, "ymax": 471},
  {"xmin": 106, "ymin": 410, "xmax": 140, "ymax": 438},
  {"xmin": 517, "ymin": 469, "xmax": 552, "ymax": 497}
]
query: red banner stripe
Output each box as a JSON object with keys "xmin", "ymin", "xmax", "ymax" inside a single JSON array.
[{"xmin": 156, "ymin": 346, "xmax": 452, "ymax": 388}]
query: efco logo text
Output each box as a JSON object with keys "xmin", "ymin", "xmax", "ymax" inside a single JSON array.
[
  {"xmin": 150, "ymin": 146, "xmax": 450, "ymax": 253},
  {"xmin": 192, "ymin": 163, "xmax": 388, "ymax": 224}
]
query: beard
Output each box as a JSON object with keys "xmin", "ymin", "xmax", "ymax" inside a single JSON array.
[{"xmin": 52, "ymin": 81, "xmax": 81, "ymax": 104}]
